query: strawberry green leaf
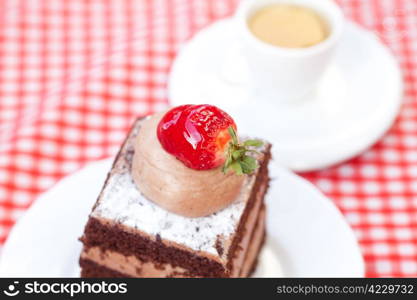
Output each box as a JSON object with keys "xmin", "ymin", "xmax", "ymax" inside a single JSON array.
[
  {"xmin": 232, "ymin": 149, "xmax": 245, "ymax": 160},
  {"xmin": 228, "ymin": 127, "xmax": 239, "ymax": 144},
  {"xmin": 230, "ymin": 161, "xmax": 243, "ymax": 175},
  {"xmin": 222, "ymin": 154, "xmax": 233, "ymax": 174},
  {"xmin": 222, "ymin": 127, "xmax": 264, "ymax": 176},
  {"xmin": 242, "ymin": 156, "xmax": 258, "ymax": 169},
  {"xmin": 244, "ymin": 140, "xmax": 264, "ymax": 147},
  {"xmin": 240, "ymin": 163, "xmax": 250, "ymax": 174}
]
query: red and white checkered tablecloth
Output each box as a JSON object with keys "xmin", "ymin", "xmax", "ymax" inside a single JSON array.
[{"xmin": 0, "ymin": 0, "xmax": 416, "ymax": 277}]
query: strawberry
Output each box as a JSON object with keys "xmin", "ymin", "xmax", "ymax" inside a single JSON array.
[{"xmin": 157, "ymin": 104, "xmax": 263, "ymax": 174}]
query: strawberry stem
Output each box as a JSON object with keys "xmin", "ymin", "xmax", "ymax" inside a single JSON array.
[
  {"xmin": 222, "ymin": 127, "xmax": 264, "ymax": 175},
  {"xmin": 228, "ymin": 127, "xmax": 238, "ymax": 145}
]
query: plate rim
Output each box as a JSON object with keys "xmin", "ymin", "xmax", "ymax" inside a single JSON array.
[
  {"xmin": 0, "ymin": 158, "xmax": 365, "ymax": 277},
  {"xmin": 271, "ymin": 165, "xmax": 365, "ymax": 277}
]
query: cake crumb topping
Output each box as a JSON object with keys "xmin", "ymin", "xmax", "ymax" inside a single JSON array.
[{"xmin": 93, "ymin": 169, "xmax": 254, "ymax": 256}]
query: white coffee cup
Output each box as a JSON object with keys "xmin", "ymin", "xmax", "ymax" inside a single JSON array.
[{"xmin": 235, "ymin": 0, "xmax": 345, "ymax": 101}]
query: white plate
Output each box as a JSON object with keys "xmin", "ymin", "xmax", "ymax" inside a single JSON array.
[
  {"xmin": 0, "ymin": 158, "xmax": 364, "ymax": 277},
  {"xmin": 169, "ymin": 19, "xmax": 403, "ymax": 171}
]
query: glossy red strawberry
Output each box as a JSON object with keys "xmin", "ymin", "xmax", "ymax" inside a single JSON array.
[
  {"xmin": 157, "ymin": 104, "xmax": 263, "ymax": 174},
  {"xmin": 157, "ymin": 104, "xmax": 235, "ymax": 170}
]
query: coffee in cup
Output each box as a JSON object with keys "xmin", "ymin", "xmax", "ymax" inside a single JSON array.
[{"xmin": 248, "ymin": 4, "xmax": 329, "ymax": 48}]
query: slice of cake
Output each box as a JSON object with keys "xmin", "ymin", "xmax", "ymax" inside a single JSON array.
[{"xmin": 79, "ymin": 104, "xmax": 271, "ymax": 277}]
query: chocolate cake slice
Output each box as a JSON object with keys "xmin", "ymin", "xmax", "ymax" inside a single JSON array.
[{"xmin": 80, "ymin": 116, "xmax": 271, "ymax": 278}]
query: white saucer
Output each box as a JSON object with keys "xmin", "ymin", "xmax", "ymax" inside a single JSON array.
[
  {"xmin": 169, "ymin": 19, "xmax": 403, "ymax": 171},
  {"xmin": 0, "ymin": 158, "xmax": 364, "ymax": 277}
]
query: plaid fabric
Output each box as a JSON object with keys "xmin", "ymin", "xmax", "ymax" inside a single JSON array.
[{"xmin": 0, "ymin": 0, "xmax": 416, "ymax": 277}]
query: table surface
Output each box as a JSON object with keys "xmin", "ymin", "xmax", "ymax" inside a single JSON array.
[{"xmin": 0, "ymin": 0, "xmax": 416, "ymax": 277}]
